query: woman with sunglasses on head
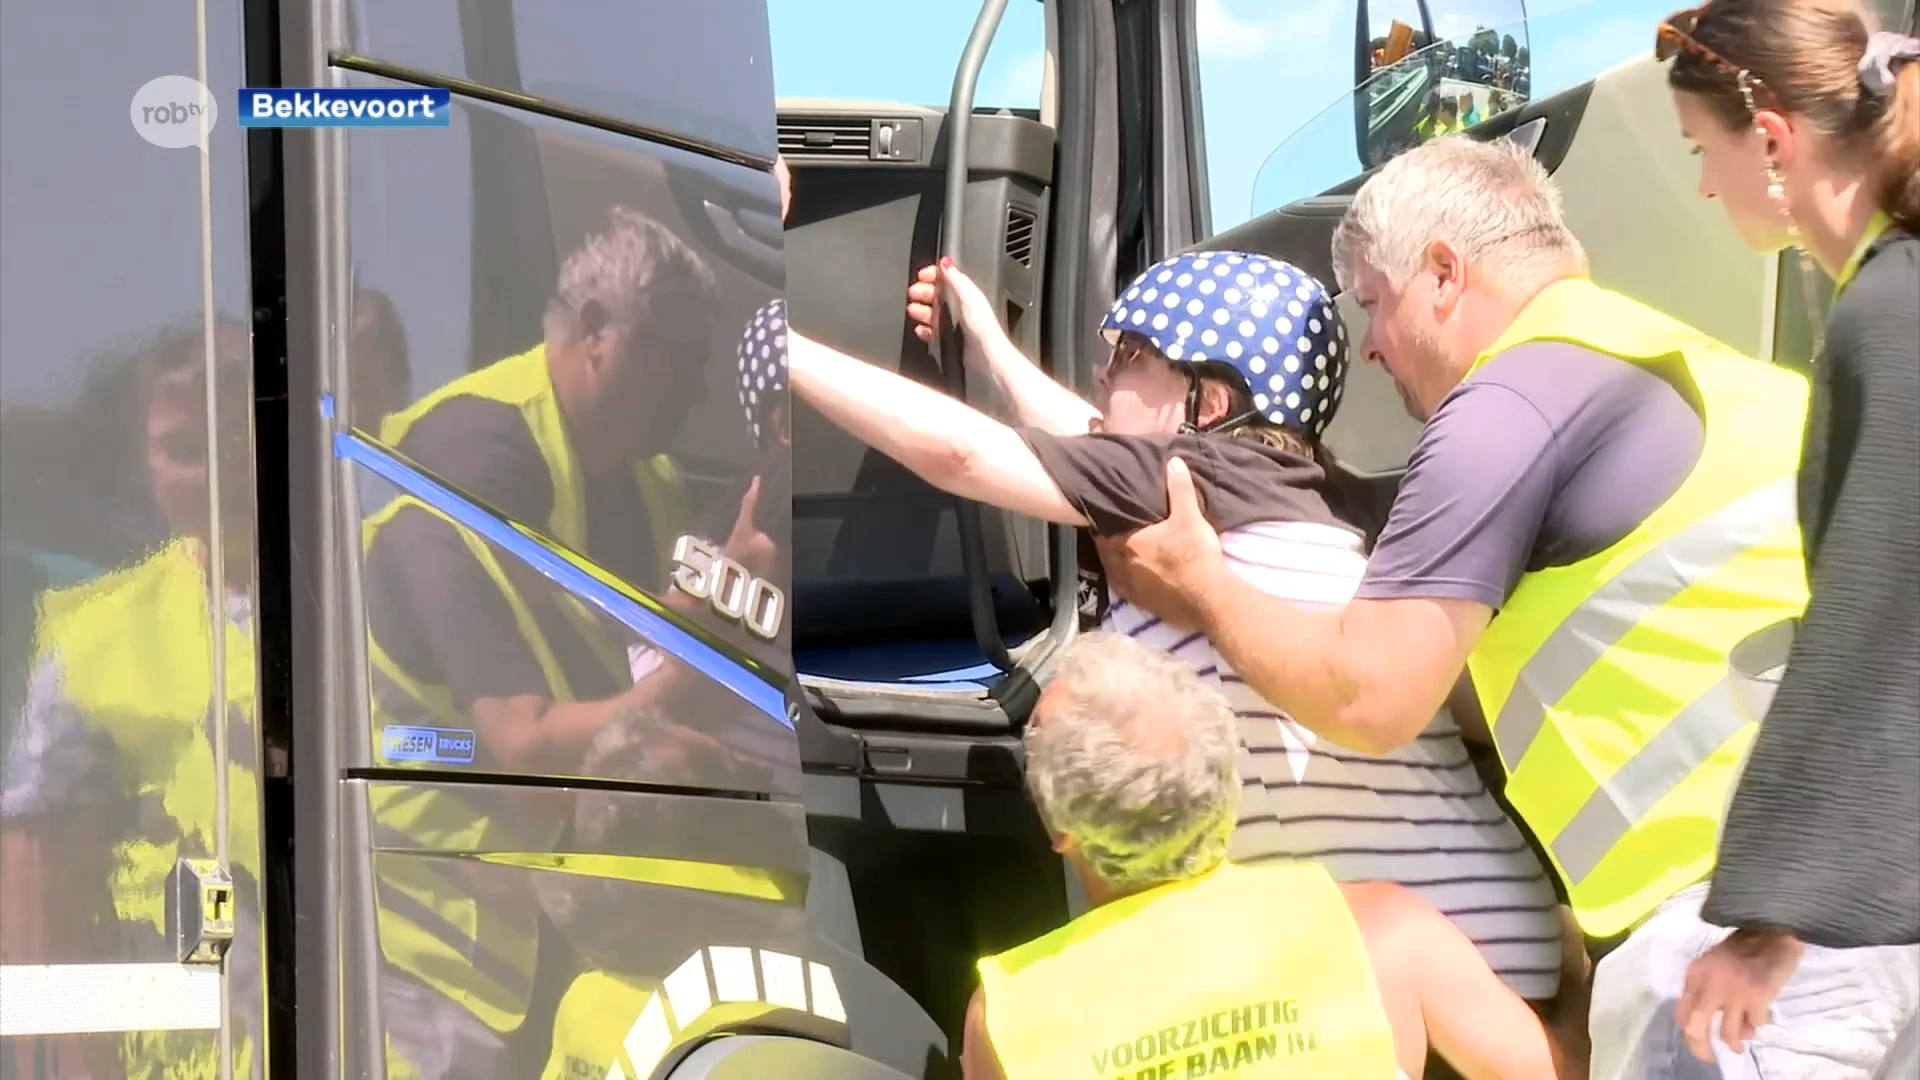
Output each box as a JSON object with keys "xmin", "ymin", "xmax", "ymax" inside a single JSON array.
[
  {"xmin": 1653, "ymin": 1, "xmax": 1920, "ymax": 1075},
  {"xmin": 789, "ymin": 253, "xmax": 1579, "ymax": 1044}
]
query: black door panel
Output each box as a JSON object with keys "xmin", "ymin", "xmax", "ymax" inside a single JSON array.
[{"xmin": 781, "ymin": 109, "xmax": 1058, "ymax": 682}]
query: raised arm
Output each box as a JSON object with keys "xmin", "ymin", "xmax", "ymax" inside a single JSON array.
[
  {"xmin": 788, "ymin": 329, "xmax": 1087, "ymax": 527},
  {"xmin": 907, "ymin": 259, "xmax": 1102, "ymax": 436}
]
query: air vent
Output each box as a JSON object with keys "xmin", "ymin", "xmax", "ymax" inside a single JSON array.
[
  {"xmin": 777, "ymin": 116, "xmax": 872, "ymax": 159},
  {"xmin": 1004, "ymin": 206, "xmax": 1037, "ymax": 267}
]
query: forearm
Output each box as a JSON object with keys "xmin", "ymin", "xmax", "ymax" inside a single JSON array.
[
  {"xmin": 790, "ymin": 330, "xmax": 1086, "ymax": 525},
  {"xmin": 1190, "ymin": 565, "xmax": 1396, "ymax": 752},
  {"xmin": 975, "ymin": 334, "xmax": 1100, "ymax": 436},
  {"xmin": 1189, "ymin": 559, "xmax": 1478, "ymax": 754},
  {"xmin": 1424, "ymin": 936, "xmax": 1576, "ymax": 1080},
  {"xmin": 791, "ymin": 330, "xmax": 997, "ymax": 483},
  {"xmin": 475, "ymin": 688, "xmax": 651, "ymax": 773},
  {"xmin": 1434, "ymin": 1010, "xmax": 1565, "ymax": 1080}
]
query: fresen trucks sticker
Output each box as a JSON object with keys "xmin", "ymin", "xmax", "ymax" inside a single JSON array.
[{"xmin": 381, "ymin": 725, "xmax": 478, "ymax": 765}]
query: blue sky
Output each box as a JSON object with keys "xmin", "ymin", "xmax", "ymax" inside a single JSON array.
[{"xmin": 768, "ymin": 0, "xmax": 1681, "ymax": 233}]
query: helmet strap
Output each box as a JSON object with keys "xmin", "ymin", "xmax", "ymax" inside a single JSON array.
[
  {"xmin": 1178, "ymin": 371, "xmax": 1203, "ymax": 435},
  {"xmin": 1181, "ymin": 369, "xmax": 1261, "ymax": 436},
  {"xmin": 1200, "ymin": 410, "xmax": 1260, "ymax": 436}
]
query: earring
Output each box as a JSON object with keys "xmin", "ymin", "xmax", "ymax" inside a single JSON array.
[
  {"xmin": 1763, "ymin": 152, "xmax": 1827, "ymax": 356},
  {"xmin": 1740, "ymin": 73, "xmax": 1799, "ymax": 240},
  {"xmin": 1765, "ymin": 159, "xmax": 1792, "ymax": 219},
  {"xmin": 1762, "ymin": 151, "xmax": 1802, "ymax": 241}
]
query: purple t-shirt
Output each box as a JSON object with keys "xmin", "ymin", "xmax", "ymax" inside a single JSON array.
[{"xmin": 1356, "ymin": 341, "xmax": 1705, "ymax": 607}]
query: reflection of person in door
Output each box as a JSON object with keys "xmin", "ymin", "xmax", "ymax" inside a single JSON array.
[
  {"xmin": 2, "ymin": 317, "xmax": 262, "ymax": 1080},
  {"xmin": 359, "ymin": 208, "xmax": 746, "ymax": 1077},
  {"xmin": 773, "ymin": 152, "xmax": 793, "ymax": 223},
  {"xmin": 362, "ymin": 206, "xmax": 730, "ymax": 780},
  {"xmin": 0, "ymin": 293, "xmax": 411, "ymax": 1079}
]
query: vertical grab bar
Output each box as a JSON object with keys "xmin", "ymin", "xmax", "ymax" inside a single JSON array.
[{"xmin": 938, "ymin": 0, "xmax": 1017, "ymax": 672}]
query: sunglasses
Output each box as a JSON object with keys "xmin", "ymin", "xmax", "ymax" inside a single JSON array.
[
  {"xmin": 1656, "ymin": 5, "xmax": 1775, "ymax": 109},
  {"xmin": 1099, "ymin": 335, "xmax": 1159, "ymax": 381}
]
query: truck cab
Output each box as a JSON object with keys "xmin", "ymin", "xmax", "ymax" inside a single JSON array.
[{"xmin": 1, "ymin": 0, "xmax": 1911, "ymax": 1077}]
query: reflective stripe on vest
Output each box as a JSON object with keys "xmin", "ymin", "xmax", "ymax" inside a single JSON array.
[
  {"xmin": 1491, "ymin": 476, "xmax": 1797, "ymax": 884},
  {"xmin": 1464, "ymin": 278, "xmax": 1811, "ymax": 938},
  {"xmin": 975, "ymin": 861, "xmax": 1399, "ymax": 1080}
]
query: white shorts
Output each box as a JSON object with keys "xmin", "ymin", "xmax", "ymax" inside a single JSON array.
[{"xmin": 1589, "ymin": 884, "xmax": 1920, "ymax": 1080}]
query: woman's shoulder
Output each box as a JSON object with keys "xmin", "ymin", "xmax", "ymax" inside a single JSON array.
[
  {"xmin": 1858, "ymin": 224, "xmax": 1918, "ymax": 279},
  {"xmin": 1828, "ymin": 227, "xmax": 1919, "ymax": 370},
  {"xmin": 1840, "ymin": 226, "xmax": 1918, "ymax": 309}
]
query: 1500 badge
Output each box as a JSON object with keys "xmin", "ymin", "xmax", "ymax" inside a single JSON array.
[{"xmin": 669, "ymin": 534, "xmax": 785, "ymax": 641}]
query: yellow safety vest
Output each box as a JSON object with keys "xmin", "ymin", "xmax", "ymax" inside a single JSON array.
[
  {"xmin": 976, "ymin": 862, "xmax": 1400, "ymax": 1080},
  {"xmin": 32, "ymin": 538, "xmax": 261, "ymax": 1079},
  {"xmin": 373, "ymin": 342, "xmax": 689, "ymax": 566},
  {"xmin": 1464, "ymin": 278, "xmax": 1812, "ymax": 939},
  {"xmin": 358, "ymin": 344, "xmax": 692, "ymax": 1037}
]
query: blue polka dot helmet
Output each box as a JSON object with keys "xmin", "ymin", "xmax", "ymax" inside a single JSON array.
[
  {"xmin": 736, "ymin": 297, "xmax": 788, "ymax": 449},
  {"xmin": 1100, "ymin": 251, "xmax": 1350, "ymax": 437}
]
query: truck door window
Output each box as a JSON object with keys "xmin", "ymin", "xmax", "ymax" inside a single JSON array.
[
  {"xmin": 767, "ymin": 0, "xmax": 1047, "ymax": 111},
  {"xmin": 341, "ymin": 0, "xmax": 778, "ymax": 159}
]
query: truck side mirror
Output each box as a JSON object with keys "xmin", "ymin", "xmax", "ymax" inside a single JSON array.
[{"xmin": 1352, "ymin": 0, "xmax": 1532, "ymax": 172}]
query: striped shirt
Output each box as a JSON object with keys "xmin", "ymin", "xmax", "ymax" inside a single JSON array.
[{"xmin": 1099, "ymin": 520, "xmax": 1564, "ymax": 1000}]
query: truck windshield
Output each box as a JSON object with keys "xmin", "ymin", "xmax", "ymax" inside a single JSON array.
[{"xmin": 1206, "ymin": 0, "xmax": 1690, "ymax": 227}]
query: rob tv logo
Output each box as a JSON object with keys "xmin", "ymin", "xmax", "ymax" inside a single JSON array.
[{"xmin": 130, "ymin": 75, "xmax": 219, "ymax": 151}]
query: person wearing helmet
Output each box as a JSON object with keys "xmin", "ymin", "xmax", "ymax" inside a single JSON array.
[
  {"xmin": 664, "ymin": 295, "xmax": 791, "ymax": 662},
  {"xmin": 788, "ymin": 252, "xmax": 1569, "ymax": 1023},
  {"xmin": 737, "ymin": 295, "xmax": 791, "ymax": 458}
]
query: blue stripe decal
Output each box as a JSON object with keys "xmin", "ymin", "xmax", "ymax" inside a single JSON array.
[{"xmin": 332, "ymin": 430, "xmax": 792, "ymax": 728}]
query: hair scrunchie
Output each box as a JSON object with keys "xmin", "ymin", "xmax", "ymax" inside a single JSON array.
[{"xmin": 1859, "ymin": 31, "xmax": 1920, "ymax": 98}]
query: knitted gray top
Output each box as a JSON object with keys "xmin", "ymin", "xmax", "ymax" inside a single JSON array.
[{"xmin": 1703, "ymin": 227, "xmax": 1920, "ymax": 947}]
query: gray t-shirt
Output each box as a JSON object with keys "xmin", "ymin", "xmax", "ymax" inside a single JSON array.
[{"xmin": 1357, "ymin": 341, "xmax": 1704, "ymax": 607}]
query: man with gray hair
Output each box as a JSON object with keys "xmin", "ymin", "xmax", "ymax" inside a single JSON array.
[
  {"xmin": 1090, "ymin": 134, "xmax": 1917, "ymax": 1078},
  {"xmin": 364, "ymin": 203, "xmax": 727, "ymax": 771},
  {"xmin": 354, "ymin": 206, "xmax": 737, "ymax": 1075},
  {"xmin": 962, "ymin": 631, "xmax": 1576, "ymax": 1080}
]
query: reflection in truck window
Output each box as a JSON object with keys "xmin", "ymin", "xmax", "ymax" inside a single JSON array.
[{"xmin": 1197, "ymin": 0, "xmax": 1695, "ymax": 234}]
